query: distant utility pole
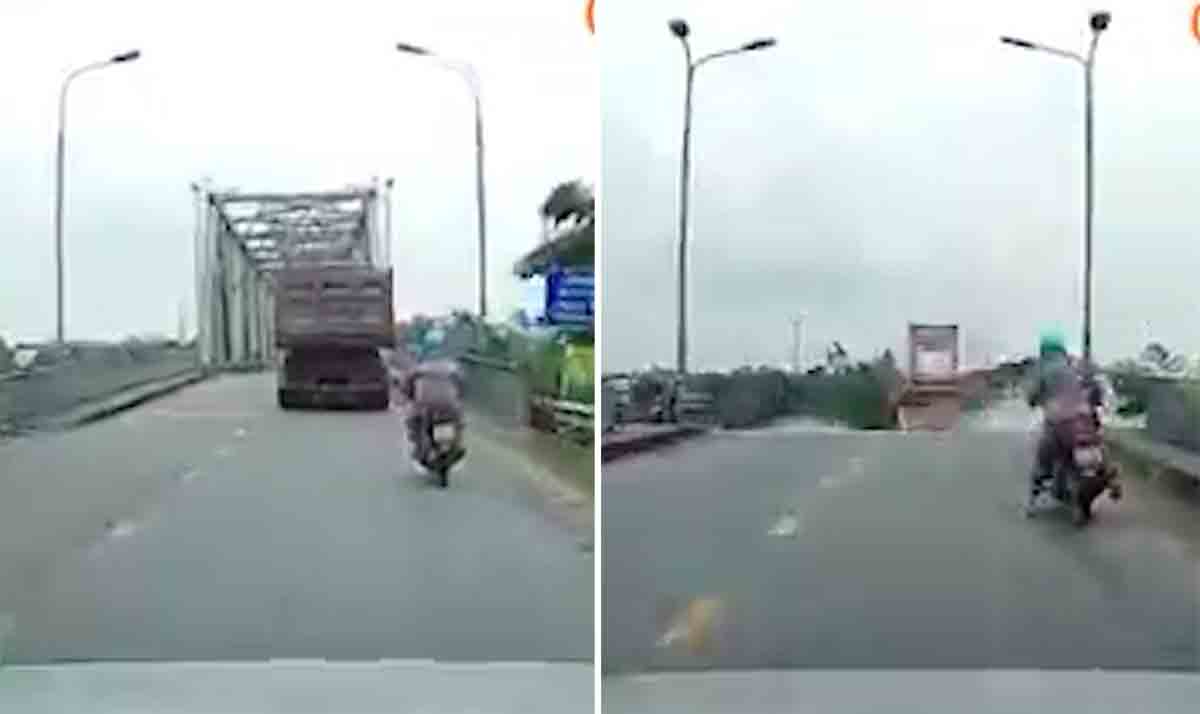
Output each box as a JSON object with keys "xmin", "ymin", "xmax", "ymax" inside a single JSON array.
[
  {"xmin": 384, "ymin": 178, "xmax": 394, "ymax": 267},
  {"xmin": 791, "ymin": 318, "xmax": 801, "ymax": 373},
  {"xmin": 790, "ymin": 313, "xmax": 807, "ymax": 373}
]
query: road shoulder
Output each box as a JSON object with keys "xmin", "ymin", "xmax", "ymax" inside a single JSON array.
[
  {"xmin": 1106, "ymin": 428, "xmax": 1200, "ymax": 483},
  {"xmin": 1, "ymin": 369, "xmax": 210, "ymax": 440},
  {"xmin": 601, "ymin": 424, "xmax": 707, "ymax": 463},
  {"xmin": 42, "ymin": 370, "xmax": 210, "ymax": 431},
  {"xmin": 463, "ymin": 409, "xmax": 594, "ymax": 547}
]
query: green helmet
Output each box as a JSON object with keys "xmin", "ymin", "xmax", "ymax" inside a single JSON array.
[{"xmin": 1038, "ymin": 329, "xmax": 1067, "ymax": 358}]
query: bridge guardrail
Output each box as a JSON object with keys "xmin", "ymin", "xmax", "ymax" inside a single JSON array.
[
  {"xmin": 404, "ymin": 353, "xmax": 595, "ymax": 444},
  {"xmin": 600, "ymin": 382, "xmax": 716, "ymax": 430},
  {"xmin": 532, "ymin": 395, "xmax": 593, "ymax": 444},
  {"xmin": 553, "ymin": 399, "xmax": 594, "ymax": 444},
  {"xmin": 676, "ymin": 389, "xmax": 717, "ymax": 426},
  {"xmin": 0, "ymin": 346, "xmax": 200, "ymax": 431}
]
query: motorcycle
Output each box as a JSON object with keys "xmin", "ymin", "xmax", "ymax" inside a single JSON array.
[
  {"xmin": 410, "ymin": 405, "xmax": 465, "ymax": 488},
  {"xmin": 1026, "ymin": 398, "xmax": 1122, "ymax": 526}
]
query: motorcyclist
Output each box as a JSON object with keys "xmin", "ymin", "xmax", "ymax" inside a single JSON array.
[
  {"xmin": 400, "ymin": 359, "xmax": 466, "ymax": 462},
  {"xmin": 1026, "ymin": 330, "xmax": 1092, "ymax": 500}
]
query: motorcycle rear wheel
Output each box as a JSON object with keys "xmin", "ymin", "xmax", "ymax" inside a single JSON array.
[
  {"xmin": 1072, "ymin": 499, "xmax": 1090, "ymax": 526},
  {"xmin": 1073, "ymin": 480, "xmax": 1103, "ymax": 526}
]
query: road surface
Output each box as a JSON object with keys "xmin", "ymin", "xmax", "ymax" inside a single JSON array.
[
  {"xmin": 603, "ymin": 402, "xmax": 1200, "ymax": 674},
  {"xmin": 0, "ymin": 373, "xmax": 591, "ymax": 665}
]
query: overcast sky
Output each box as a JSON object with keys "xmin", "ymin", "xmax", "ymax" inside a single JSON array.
[
  {"xmin": 601, "ymin": 0, "xmax": 1200, "ymax": 372},
  {"xmin": 0, "ymin": 0, "xmax": 596, "ymax": 344}
]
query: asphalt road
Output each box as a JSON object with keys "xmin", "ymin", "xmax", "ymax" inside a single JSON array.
[
  {"xmin": 0, "ymin": 373, "xmax": 591, "ymax": 665},
  {"xmin": 603, "ymin": 403, "xmax": 1200, "ymax": 674}
]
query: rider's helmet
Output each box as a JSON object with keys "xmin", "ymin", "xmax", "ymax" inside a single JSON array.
[{"xmin": 1038, "ymin": 329, "xmax": 1068, "ymax": 360}]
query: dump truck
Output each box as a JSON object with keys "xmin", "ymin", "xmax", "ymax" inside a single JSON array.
[
  {"xmin": 274, "ymin": 265, "xmax": 394, "ymax": 410},
  {"xmin": 229, "ymin": 183, "xmax": 398, "ymax": 411},
  {"xmin": 908, "ymin": 323, "xmax": 960, "ymax": 384},
  {"xmin": 192, "ymin": 181, "xmax": 397, "ymax": 407},
  {"xmin": 897, "ymin": 323, "xmax": 961, "ymax": 430}
]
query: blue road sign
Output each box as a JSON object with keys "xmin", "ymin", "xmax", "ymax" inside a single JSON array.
[{"xmin": 545, "ymin": 267, "xmax": 593, "ymax": 327}]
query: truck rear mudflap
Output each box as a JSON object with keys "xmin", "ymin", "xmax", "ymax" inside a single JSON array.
[{"xmin": 278, "ymin": 383, "xmax": 390, "ymax": 410}]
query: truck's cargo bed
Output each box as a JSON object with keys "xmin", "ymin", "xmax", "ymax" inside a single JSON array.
[{"xmin": 274, "ymin": 267, "xmax": 395, "ymax": 348}]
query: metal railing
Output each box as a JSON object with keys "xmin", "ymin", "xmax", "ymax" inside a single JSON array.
[
  {"xmin": 531, "ymin": 394, "xmax": 593, "ymax": 443},
  {"xmin": 676, "ymin": 389, "xmax": 717, "ymax": 426},
  {"xmin": 552, "ymin": 399, "xmax": 594, "ymax": 444},
  {"xmin": 602, "ymin": 384, "xmax": 717, "ymax": 430},
  {"xmin": 0, "ymin": 345, "xmax": 201, "ymax": 431}
]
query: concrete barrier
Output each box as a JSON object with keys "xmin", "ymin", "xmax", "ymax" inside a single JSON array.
[
  {"xmin": 43, "ymin": 369, "xmax": 209, "ymax": 431},
  {"xmin": 459, "ymin": 354, "xmax": 531, "ymax": 430},
  {"xmin": 601, "ymin": 383, "xmax": 618, "ymax": 433},
  {"xmin": 601, "ymin": 424, "xmax": 705, "ymax": 463},
  {"xmin": 0, "ymin": 345, "xmax": 199, "ymax": 430},
  {"xmin": 1146, "ymin": 378, "xmax": 1200, "ymax": 454},
  {"xmin": 1105, "ymin": 428, "xmax": 1200, "ymax": 485}
]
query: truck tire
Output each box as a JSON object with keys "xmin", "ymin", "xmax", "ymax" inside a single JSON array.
[{"xmin": 278, "ymin": 389, "xmax": 295, "ymax": 410}]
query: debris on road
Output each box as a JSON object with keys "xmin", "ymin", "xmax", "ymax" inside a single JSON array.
[
  {"xmin": 656, "ymin": 596, "xmax": 724, "ymax": 655},
  {"xmin": 768, "ymin": 510, "xmax": 802, "ymax": 538},
  {"xmin": 104, "ymin": 519, "xmax": 139, "ymax": 539}
]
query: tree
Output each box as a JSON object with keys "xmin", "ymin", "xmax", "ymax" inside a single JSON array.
[
  {"xmin": 1164, "ymin": 353, "xmax": 1188, "ymax": 373},
  {"xmin": 539, "ymin": 179, "xmax": 595, "ymax": 231},
  {"xmin": 1141, "ymin": 341, "xmax": 1170, "ymax": 367},
  {"xmin": 0, "ymin": 336, "xmax": 12, "ymax": 372},
  {"xmin": 874, "ymin": 350, "xmax": 902, "ymax": 390},
  {"xmin": 826, "ymin": 341, "xmax": 850, "ymax": 374}
]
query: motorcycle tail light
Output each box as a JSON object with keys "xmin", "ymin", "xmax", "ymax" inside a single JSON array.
[
  {"xmin": 1073, "ymin": 446, "xmax": 1102, "ymax": 468},
  {"xmin": 432, "ymin": 422, "xmax": 457, "ymax": 444}
]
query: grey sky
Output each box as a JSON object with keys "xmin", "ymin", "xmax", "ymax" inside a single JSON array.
[
  {"xmin": 601, "ymin": 0, "xmax": 1200, "ymax": 373},
  {"xmin": 0, "ymin": 0, "xmax": 596, "ymax": 344}
]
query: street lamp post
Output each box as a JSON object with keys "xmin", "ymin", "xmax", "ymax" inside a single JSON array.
[
  {"xmin": 1001, "ymin": 11, "xmax": 1110, "ymax": 370},
  {"xmin": 395, "ymin": 42, "xmax": 489, "ymax": 320},
  {"xmin": 668, "ymin": 19, "xmax": 776, "ymax": 375},
  {"xmin": 54, "ymin": 50, "xmax": 141, "ymax": 344}
]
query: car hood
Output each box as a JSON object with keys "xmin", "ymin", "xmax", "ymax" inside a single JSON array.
[
  {"xmin": 0, "ymin": 660, "xmax": 592, "ymax": 713},
  {"xmin": 603, "ymin": 669, "xmax": 1200, "ymax": 713}
]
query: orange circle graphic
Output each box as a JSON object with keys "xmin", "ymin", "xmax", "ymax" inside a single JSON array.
[
  {"xmin": 586, "ymin": 0, "xmax": 595, "ymax": 34},
  {"xmin": 1193, "ymin": 3, "xmax": 1200, "ymax": 42}
]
